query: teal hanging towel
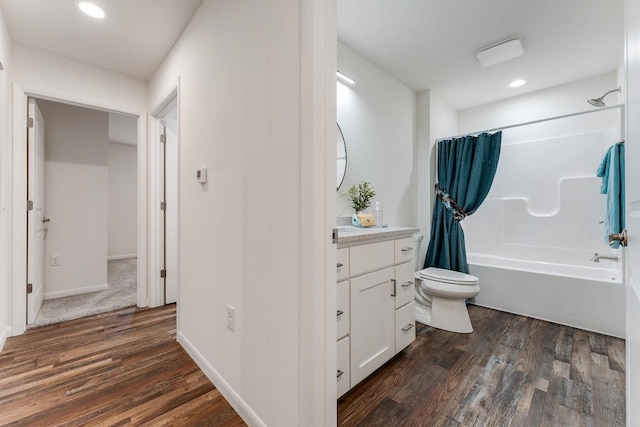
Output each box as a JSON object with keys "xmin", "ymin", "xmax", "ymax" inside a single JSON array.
[
  {"xmin": 424, "ymin": 132, "xmax": 502, "ymax": 273},
  {"xmin": 596, "ymin": 142, "xmax": 625, "ymax": 249}
]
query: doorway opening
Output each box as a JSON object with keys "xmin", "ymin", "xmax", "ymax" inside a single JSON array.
[{"xmin": 26, "ymin": 97, "xmax": 139, "ymax": 327}]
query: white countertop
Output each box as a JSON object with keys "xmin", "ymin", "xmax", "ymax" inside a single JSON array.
[{"xmin": 337, "ymin": 225, "xmax": 420, "ymax": 246}]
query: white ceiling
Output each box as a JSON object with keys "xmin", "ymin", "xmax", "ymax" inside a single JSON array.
[
  {"xmin": 338, "ymin": 0, "xmax": 624, "ymax": 110},
  {"xmin": 0, "ymin": 0, "xmax": 203, "ymax": 80}
]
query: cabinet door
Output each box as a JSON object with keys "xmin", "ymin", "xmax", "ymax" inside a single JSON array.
[
  {"xmin": 350, "ymin": 268, "xmax": 395, "ymax": 387},
  {"xmin": 337, "ymin": 336, "xmax": 350, "ymax": 398},
  {"xmin": 394, "ymin": 261, "xmax": 416, "ymax": 309},
  {"xmin": 337, "ymin": 280, "xmax": 350, "ymax": 340}
]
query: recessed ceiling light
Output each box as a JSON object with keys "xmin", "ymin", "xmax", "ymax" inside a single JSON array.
[
  {"xmin": 77, "ymin": 1, "xmax": 107, "ymax": 19},
  {"xmin": 337, "ymin": 70, "xmax": 356, "ymax": 85},
  {"xmin": 509, "ymin": 79, "xmax": 527, "ymax": 88}
]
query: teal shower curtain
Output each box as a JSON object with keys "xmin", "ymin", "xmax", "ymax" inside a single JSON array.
[{"xmin": 424, "ymin": 132, "xmax": 502, "ymax": 273}]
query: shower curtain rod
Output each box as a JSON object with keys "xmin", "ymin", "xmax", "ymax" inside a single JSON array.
[{"xmin": 436, "ymin": 103, "xmax": 625, "ymax": 142}]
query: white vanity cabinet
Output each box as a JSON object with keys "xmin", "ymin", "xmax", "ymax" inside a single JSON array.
[{"xmin": 336, "ymin": 228, "xmax": 418, "ymax": 397}]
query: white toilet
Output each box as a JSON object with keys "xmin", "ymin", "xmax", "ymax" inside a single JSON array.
[{"xmin": 414, "ymin": 267, "xmax": 480, "ymax": 333}]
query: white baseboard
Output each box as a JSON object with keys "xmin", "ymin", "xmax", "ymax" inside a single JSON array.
[
  {"xmin": 177, "ymin": 331, "xmax": 266, "ymax": 427},
  {"xmin": 107, "ymin": 254, "xmax": 137, "ymax": 261},
  {"xmin": 44, "ymin": 283, "xmax": 109, "ymax": 300},
  {"xmin": 0, "ymin": 326, "xmax": 13, "ymax": 352}
]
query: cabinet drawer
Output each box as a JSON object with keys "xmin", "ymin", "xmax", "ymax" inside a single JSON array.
[
  {"xmin": 350, "ymin": 240, "xmax": 394, "ymax": 277},
  {"xmin": 395, "ymin": 301, "xmax": 416, "ymax": 354},
  {"xmin": 337, "ymin": 248, "xmax": 349, "ymax": 282},
  {"xmin": 337, "ymin": 336, "xmax": 350, "ymax": 398},
  {"xmin": 395, "ymin": 237, "xmax": 416, "ymax": 265},
  {"xmin": 394, "ymin": 262, "xmax": 416, "ymax": 309},
  {"xmin": 337, "ymin": 280, "xmax": 350, "ymax": 340}
]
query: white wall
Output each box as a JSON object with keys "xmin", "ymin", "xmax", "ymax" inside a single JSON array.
[
  {"xmin": 336, "ymin": 42, "xmax": 417, "ymax": 226},
  {"xmin": 108, "ymin": 141, "xmax": 137, "ymax": 259},
  {"xmin": 0, "ymin": 4, "xmax": 13, "ymax": 350},
  {"xmin": 458, "ymin": 73, "xmax": 620, "ymax": 135},
  {"xmin": 149, "ymin": 1, "xmax": 321, "ymax": 425},
  {"xmin": 12, "ymin": 44, "xmax": 148, "ymax": 115},
  {"xmin": 38, "ymin": 100, "xmax": 109, "ymax": 298}
]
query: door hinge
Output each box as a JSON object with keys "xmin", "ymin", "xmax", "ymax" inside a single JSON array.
[
  {"xmin": 160, "ymin": 269, "xmax": 166, "ymax": 278},
  {"xmin": 27, "ymin": 200, "xmax": 34, "ymax": 211},
  {"xmin": 27, "ymin": 117, "xmax": 34, "ymax": 128},
  {"xmin": 332, "ymin": 228, "xmax": 338, "ymax": 245},
  {"xmin": 160, "ymin": 201, "xmax": 166, "ymax": 211},
  {"xmin": 27, "ymin": 283, "xmax": 33, "ymax": 294},
  {"xmin": 160, "ymin": 134, "xmax": 166, "ymax": 143}
]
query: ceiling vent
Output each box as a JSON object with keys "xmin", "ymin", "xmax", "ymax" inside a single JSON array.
[{"xmin": 476, "ymin": 38, "xmax": 523, "ymax": 67}]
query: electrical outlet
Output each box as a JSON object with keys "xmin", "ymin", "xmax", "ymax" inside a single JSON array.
[
  {"xmin": 226, "ymin": 305, "xmax": 235, "ymax": 331},
  {"xmin": 51, "ymin": 255, "xmax": 61, "ymax": 266}
]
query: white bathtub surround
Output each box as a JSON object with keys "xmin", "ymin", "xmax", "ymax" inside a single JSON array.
[
  {"xmin": 459, "ymin": 90, "xmax": 624, "ymax": 337},
  {"xmin": 468, "ymin": 253, "xmax": 624, "ymax": 338}
]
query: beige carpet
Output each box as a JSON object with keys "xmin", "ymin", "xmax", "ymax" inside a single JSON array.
[{"xmin": 29, "ymin": 258, "xmax": 137, "ymax": 328}]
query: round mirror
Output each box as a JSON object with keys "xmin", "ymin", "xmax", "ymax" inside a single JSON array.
[{"xmin": 337, "ymin": 124, "xmax": 347, "ymax": 190}]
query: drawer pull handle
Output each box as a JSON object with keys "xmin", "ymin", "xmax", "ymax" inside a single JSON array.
[
  {"xmin": 402, "ymin": 324, "xmax": 415, "ymax": 333},
  {"xmin": 401, "ymin": 247, "xmax": 414, "ymax": 252},
  {"xmin": 337, "ymin": 263, "xmax": 344, "ymax": 268},
  {"xmin": 391, "ymin": 279, "xmax": 396, "ymax": 297},
  {"xmin": 337, "ymin": 369, "xmax": 344, "ymax": 378},
  {"xmin": 402, "ymin": 281, "xmax": 414, "ymax": 288},
  {"xmin": 337, "ymin": 310, "xmax": 344, "ymax": 317}
]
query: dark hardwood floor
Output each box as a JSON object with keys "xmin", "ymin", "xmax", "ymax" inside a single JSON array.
[
  {"xmin": 1, "ymin": 303, "xmax": 625, "ymax": 426},
  {"xmin": 0, "ymin": 304, "xmax": 246, "ymax": 426},
  {"xmin": 338, "ymin": 305, "xmax": 626, "ymax": 427}
]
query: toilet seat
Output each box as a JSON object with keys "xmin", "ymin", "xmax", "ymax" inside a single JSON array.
[
  {"xmin": 416, "ymin": 267, "xmax": 478, "ymax": 286},
  {"xmin": 423, "ymin": 280, "xmax": 480, "ymax": 299}
]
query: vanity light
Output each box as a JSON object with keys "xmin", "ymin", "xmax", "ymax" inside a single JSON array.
[
  {"xmin": 77, "ymin": 1, "xmax": 107, "ymax": 19},
  {"xmin": 509, "ymin": 79, "xmax": 527, "ymax": 88},
  {"xmin": 337, "ymin": 70, "xmax": 356, "ymax": 85}
]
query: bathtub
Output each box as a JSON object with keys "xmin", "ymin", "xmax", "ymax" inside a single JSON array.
[{"xmin": 467, "ymin": 253, "xmax": 625, "ymax": 338}]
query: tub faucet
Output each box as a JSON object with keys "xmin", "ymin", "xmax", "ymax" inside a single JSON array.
[{"xmin": 590, "ymin": 253, "xmax": 620, "ymax": 263}]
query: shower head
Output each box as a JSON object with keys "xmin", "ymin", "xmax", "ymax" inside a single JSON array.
[{"xmin": 588, "ymin": 87, "xmax": 621, "ymax": 108}]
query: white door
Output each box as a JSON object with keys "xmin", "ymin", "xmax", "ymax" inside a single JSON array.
[
  {"xmin": 164, "ymin": 109, "xmax": 179, "ymax": 304},
  {"xmin": 349, "ymin": 267, "xmax": 395, "ymax": 387},
  {"xmin": 27, "ymin": 98, "xmax": 46, "ymax": 324},
  {"xmin": 625, "ymin": 0, "xmax": 640, "ymax": 422},
  {"xmin": 149, "ymin": 101, "xmax": 179, "ymax": 307}
]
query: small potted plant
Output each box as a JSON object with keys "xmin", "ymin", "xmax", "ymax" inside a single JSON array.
[{"xmin": 346, "ymin": 181, "xmax": 376, "ymax": 226}]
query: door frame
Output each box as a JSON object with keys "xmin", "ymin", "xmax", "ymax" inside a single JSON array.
[
  {"xmin": 149, "ymin": 79, "xmax": 181, "ymax": 310},
  {"xmin": 11, "ymin": 84, "xmax": 149, "ymax": 335}
]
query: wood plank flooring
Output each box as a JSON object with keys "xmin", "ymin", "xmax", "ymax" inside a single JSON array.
[
  {"xmin": 338, "ymin": 305, "xmax": 626, "ymax": 427},
  {"xmin": 0, "ymin": 304, "xmax": 246, "ymax": 426}
]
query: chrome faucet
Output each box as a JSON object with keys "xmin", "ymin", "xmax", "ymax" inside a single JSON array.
[{"xmin": 590, "ymin": 253, "xmax": 620, "ymax": 263}]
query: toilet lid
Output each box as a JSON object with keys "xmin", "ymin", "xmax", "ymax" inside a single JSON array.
[{"xmin": 417, "ymin": 267, "xmax": 478, "ymax": 285}]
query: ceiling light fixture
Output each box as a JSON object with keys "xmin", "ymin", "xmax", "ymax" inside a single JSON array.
[
  {"xmin": 476, "ymin": 38, "xmax": 523, "ymax": 67},
  {"xmin": 509, "ymin": 79, "xmax": 527, "ymax": 88},
  {"xmin": 77, "ymin": 1, "xmax": 107, "ymax": 19},
  {"xmin": 337, "ymin": 70, "xmax": 356, "ymax": 85}
]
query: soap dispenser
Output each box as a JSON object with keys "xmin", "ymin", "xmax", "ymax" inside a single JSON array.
[{"xmin": 373, "ymin": 201, "xmax": 383, "ymax": 226}]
